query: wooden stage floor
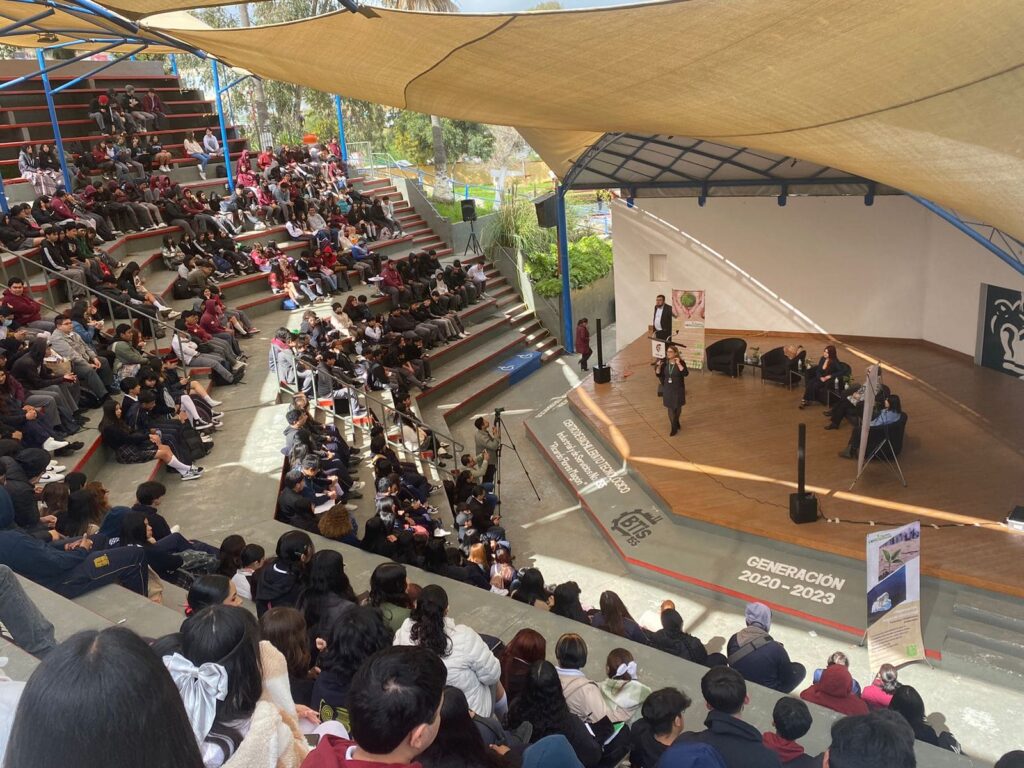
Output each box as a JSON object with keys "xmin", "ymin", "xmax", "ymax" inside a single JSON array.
[{"xmin": 568, "ymin": 334, "xmax": 1024, "ymax": 598}]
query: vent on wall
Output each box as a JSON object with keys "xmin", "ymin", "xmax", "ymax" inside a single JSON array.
[{"xmin": 649, "ymin": 253, "xmax": 667, "ymax": 282}]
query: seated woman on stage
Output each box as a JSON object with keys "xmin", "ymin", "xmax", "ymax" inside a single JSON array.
[
  {"xmin": 799, "ymin": 344, "xmax": 841, "ymax": 408},
  {"xmin": 839, "ymin": 394, "xmax": 902, "ymax": 459}
]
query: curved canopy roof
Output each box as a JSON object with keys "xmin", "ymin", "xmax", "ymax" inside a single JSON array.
[
  {"xmin": 553, "ymin": 132, "xmax": 899, "ymax": 198},
  {"xmin": 143, "ymin": 0, "xmax": 1024, "ymax": 240}
]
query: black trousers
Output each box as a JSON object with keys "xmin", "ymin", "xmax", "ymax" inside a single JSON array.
[
  {"xmin": 654, "ymin": 330, "xmax": 671, "ymax": 341},
  {"xmin": 579, "ymin": 351, "xmax": 592, "ymax": 370}
]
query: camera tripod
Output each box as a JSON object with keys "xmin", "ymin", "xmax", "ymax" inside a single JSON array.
[{"xmin": 493, "ymin": 406, "xmax": 541, "ymax": 505}]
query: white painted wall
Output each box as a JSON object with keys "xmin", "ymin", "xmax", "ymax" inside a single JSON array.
[{"xmin": 611, "ymin": 195, "xmax": 1024, "ymax": 356}]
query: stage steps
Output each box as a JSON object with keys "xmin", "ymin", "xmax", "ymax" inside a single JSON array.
[{"xmin": 942, "ymin": 591, "xmax": 1024, "ymax": 684}]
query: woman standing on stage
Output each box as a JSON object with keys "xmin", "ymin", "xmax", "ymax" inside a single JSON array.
[
  {"xmin": 576, "ymin": 318, "xmax": 592, "ymax": 371},
  {"xmin": 657, "ymin": 345, "xmax": 688, "ymax": 436}
]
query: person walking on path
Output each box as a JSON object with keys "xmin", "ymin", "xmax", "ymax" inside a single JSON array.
[{"xmin": 576, "ymin": 318, "xmax": 592, "ymax": 371}]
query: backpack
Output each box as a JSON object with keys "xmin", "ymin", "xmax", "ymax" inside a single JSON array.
[
  {"xmin": 281, "ymin": 298, "xmax": 298, "ymax": 310},
  {"xmin": 172, "ymin": 276, "xmax": 191, "ymax": 300}
]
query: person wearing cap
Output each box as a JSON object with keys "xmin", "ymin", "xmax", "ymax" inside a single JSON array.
[
  {"xmin": 87, "ymin": 94, "xmax": 108, "ymax": 133},
  {"xmin": 726, "ymin": 602, "xmax": 806, "ymax": 694}
]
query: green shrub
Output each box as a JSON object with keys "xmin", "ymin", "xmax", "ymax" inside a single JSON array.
[
  {"xmin": 530, "ymin": 235, "xmax": 612, "ymax": 297},
  {"xmin": 431, "ymin": 198, "xmax": 494, "ymax": 224}
]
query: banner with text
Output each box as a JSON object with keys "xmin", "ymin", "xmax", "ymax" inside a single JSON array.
[
  {"xmin": 865, "ymin": 521, "xmax": 924, "ymax": 670},
  {"xmin": 671, "ymin": 289, "xmax": 705, "ymax": 369}
]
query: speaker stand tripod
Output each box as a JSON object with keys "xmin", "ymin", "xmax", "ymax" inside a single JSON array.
[{"xmin": 463, "ymin": 218, "xmax": 483, "ymax": 259}]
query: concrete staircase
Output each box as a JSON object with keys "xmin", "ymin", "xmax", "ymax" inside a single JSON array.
[{"xmin": 942, "ymin": 590, "xmax": 1024, "ymax": 686}]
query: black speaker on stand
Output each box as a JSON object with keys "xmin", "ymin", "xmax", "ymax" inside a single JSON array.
[
  {"xmin": 460, "ymin": 198, "xmax": 477, "ymax": 222},
  {"xmin": 533, "ymin": 192, "xmax": 558, "ymax": 228},
  {"xmin": 789, "ymin": 423, "xmax": 819, "ymax": 524},
  {"xmin": 460, "ymin": 199, "xmax": 483, "ymax": 258},
  {"xmin": 592, "ymin": 317, "xmax": 611, "ymax": 384}
]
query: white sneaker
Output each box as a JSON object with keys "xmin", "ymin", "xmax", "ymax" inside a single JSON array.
[
  {"xmin": 206, "ymin": 399, "xmax": 223, "ymax": 408},
  {"xmin": 39, "ymin": 471, "xmax": 65, "ymax": 484},
  {"xmin": 165, "ymin": 310, "xmax": 181, "ymax": 319},
  {"xmin": 350, "ymin": 480, "xmax": 365, "ymax": 491},
  {"xmin": 42, "ymin": 437, "xmax": 69, "ymax": 452},
  {"xmin": 200, "ymin": 434, "xmax": 214, "ymax": 445},
  {"xmin": 46, "ymin": 462, "xmax": 66, "ymax": 473},
  {"xmin": 180, "ymin": 467, "xmax": 204, "ymax": 480},
  {"xmin": 198, "ymin": 169, "xmax": 207, "ymax": 180},
  {"xmin": 231, "ymin": 360, "xmax": 245, "ymax": 371},
  {"xmin": 254, "ymin": 222, "xmax": 267, "ymax": 231},
  {"xmin": 433, "ymin": 527, "xmax": 451, "ymax": 538},
  {"xmin": 344, "ymin": 503, "xmax": 359, "ymax": 511}
]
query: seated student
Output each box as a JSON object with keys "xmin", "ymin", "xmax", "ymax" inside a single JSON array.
[
  {"xmin": 392, "ymin": 584, "xmax": 503, "ymax": 719},
  {"xmin": 598, "ymin": 648, "xmax": 652, "ymax": 725},
  {"xmin": 260, "ymin": 606, "xmax": 318, "ymax": 709},
  {"xmin": 554, "ymin": 633, "xmax": 630, "ymax": 725},
  {"xmin": 367, "ymin": 562, "xmax": 414, "ymax": 633},
  {"xmin": 252, "ymin": 530, "xmax": 314, "ymax": 618},
  {"xmin": 726, "ymin": 602, "xmax": 805, "ymax": 694},
  {"xmin": 678, "ymin": 666, "xmax": 782, "ymax": 768},
  {"xmin": 276, "ymin": 469, "xmax": 319, "ymax": 533},
  {"xmin": 508, "ymin": 660, "xmax": 601, "ymax": 768},
  {"xmin": 162, "ymin": 605, "xmax": 309, "ymax": 768},
  {"xmin": 230, "ymin": 543, "xmax": 265, "ymax": 601},
  {"xmin": 303, "ymin": 646, "xmax": 446, "ymax": 768},
  {"xmin": 861, "ymin": 663, "xmax": 900, "ymax": 710},
  {"xmin": 822, "ymin": 710, "xmax": 916, "ymax": 768},
  {"xmin": 628, "ymin": 687, "xmax": 692, "ymax": 768},
  {"xmin": 800, "ymin": 663, "xmax": 867, "ymax": 718},
  {"xmin": 590, "ymin": 590, "xmax": 649, "ymax": 645},
  {"xmin": 184, "ymin": 574, "xmax": 244, "ymax": 616},
  {"xmin": 295, "ymin": 549, "xmax": 358, "ymax": 648},
  {"xmin": 762, "ymin": 698, "xmax": 822, "ymax": 767},
  {"xmin": 810, "ymin": 652, "xmax": 862, "ymax": 695},
  {"xmin": 888, "ymin": 685, "xmax": 962, "ymax": 753},
  {"xmin": 653, "ymin": 605, "xmax": 714, "ymax": 666},
  {"xmin": 312, "ymin": 606, "xmax": 395, "ymax": 727},
  {"xmin": 4, "ymin": 626, "xmax": 205, "ymax": 768},
  {"xmin": 120, "ymin": 511, "xmax": 220, "ymax": 589}
]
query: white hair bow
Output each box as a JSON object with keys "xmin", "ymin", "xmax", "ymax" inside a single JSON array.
[
  {"xmin": 615, "ymin": 660, "xmax": 638, "ymax": 679},
  {"xmin": 163, "ymin": 653, "xmax": 229, "ymax": 745}
]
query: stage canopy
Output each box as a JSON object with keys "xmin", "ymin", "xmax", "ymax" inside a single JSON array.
[
  {"xmin": 3, "ymin": 0, "xmax": 1022, "ymax": 241},
  {"xmin": 139, "ymin": 0, "xmax": 1024, "ymax": 240}
]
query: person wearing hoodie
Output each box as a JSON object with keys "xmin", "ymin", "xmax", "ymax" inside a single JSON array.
[
  {"xmin": 678, "ymin": 666, "xmax": 782, "ymax": 768},
  {"xmin": 799, "ymin": 664, "xmax": 868, "ymax": 717},
  {"xmin": 0, "ymin": 449, "xmax": 58, "ymax": 534},
  {"xmin": 652, "ymin": 607, "xmax": 710, "ymax": 666},
  {"xmin": 762, "ymin": 698, "xmax": 822, "ymax": 767},
  {"xmin": 252, "ymin": 530, "xmax": 314, "ymax": 617},
  {"xmin": 301, "ymin": 646, "xmax": 446, "ymax": 768},
  {"xmin": 654, "ymin": 742, "xmax": 727, "ymax": 768},
  {"xmin": 599, "ymin": 648, "xmax": 651, "ymax": 724},
  {"xmin": 726, "ymin": 603, "xmax": 805, "ymax": 693},
  {"xmin": 628, "ymin": 686, "xmax": 691, "ymax": 768}
]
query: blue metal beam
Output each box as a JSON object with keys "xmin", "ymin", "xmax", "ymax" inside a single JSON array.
[
  {"xmin": 909, "ymin": 195, "xmax": 1024, "ymax": 276},
  {"xmin": 334, "ymin": 95, "xmax": 349, "ymax": 162},
  {"xmin": 0, "ymin": 40, "xmax": 119, "ymax": 91},
  {"xmin": 169, "ymin": 53, "xmax": 178, "ymax": 76},
  {"xmin": 218, "ymin": 74, "xmax": 251, "ymax": 95},
  {"xmin": 36, "ymin": 48, "xmax": 73, "ymax": 192},
  {"xmin": 52, "ymin": 44, "xmax": 147, "ymax": 93},
  {"xmin": 0, "ymin": 8, "xmax": 54, "ymax": 36},
  {"xmin": 556, "ymin": 185, "xmax": 574, "ymax": 354},
  {"xmin": 211, "ymin": 61, "xmax": 234, "ymax": 193},
  {"xmin": 0, "ymin": 175, "xmax": 9, "ymax": 215}
]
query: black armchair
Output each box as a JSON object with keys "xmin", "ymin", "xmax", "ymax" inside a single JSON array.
[
  {"xmin": 761, "ymin": 346, "xmax": 805, "ymax": 387},
  {"xmin": 706, "ymin": 338, "xmax": 747, "ymax": 377},
  {"xmin": 865, "ymin": 412, "xmax": 908, "ymax": 458}
]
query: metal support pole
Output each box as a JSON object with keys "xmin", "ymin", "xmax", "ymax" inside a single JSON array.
[
  {"xmin": 210, "ymin": 61, "xmax": 234, "ymax": 192},
  {"xmin": 0, "ymin": 9, "xmax": 55, "ymax": 37},
  {"xmin": 333, "ymin": 95, "xmax": 348, "ymax": 162},
  {"xmin": 169, "ymin": 53, "xmax": 178, "ymax": 76},
  {"xmin": 36, "ymin": 49, "xmax": 73, "ymax": 193},
  {"xmin": 909, "ymin": 194, "xmax": 1024, "ymax": 277},
  {"xmin": 556, "ymin": 184, "xmax": 574, "ymax": 353}
]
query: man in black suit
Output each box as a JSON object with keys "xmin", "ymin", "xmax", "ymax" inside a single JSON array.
[{"xmin": 652, "ymin": 294, "xmax": 675, "ymax": 341}]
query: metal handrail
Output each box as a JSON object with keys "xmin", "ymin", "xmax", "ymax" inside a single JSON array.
[
  {"xmin": 1, "ymin": 246, "xmax": 197, "ymax": 371},
  {"xmin": 283, "ymin": 353, "xmax": 464, "ymax": 471}
]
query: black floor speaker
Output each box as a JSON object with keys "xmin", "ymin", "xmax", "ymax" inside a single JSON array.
[
  {"xmin": 592, "ymin": 365, "xmax": 611, "ymax": 384},
  {"xmin": 789, "ymin": 492, "xmax": 818, "ymax": 524}
]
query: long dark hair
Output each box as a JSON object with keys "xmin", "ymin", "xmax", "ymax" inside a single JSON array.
[
  {"xmin": 420, "ymin": 687, "xmax": 510, "ymax": 768},
  {"xmin": 4, "ymin": 627, "xmax": 204, "ymax": 768},
  {"xmin": 409, "ymin": 584, "xmax": 451, "ymax": 658},
  {"xmin": 886, "ymin": 394, "xmax": 902, "ymax": 414},
  {"xmin": 508, "ymin": 661, "xmax": 575, "ymax": 738},
  {"xmin": 598, "ymin": 590, "xmax": 635, "ymax": 637},
  {"xmin": 297, "ymin": 550, "xmax": 358, "ymax": 631},
  {"xmin": 499, "ymin": 628, "xmax": 546, "ymax": 692},
  {"xmin": 120, "ymin": 510, "xmax": 152, "ymax": 547},
  {"xmin": 368, "ymin": 562, "xmax": 409, "ymax": 608},
  {"xmin": 889, "ymin": 685, "xmax": 927, "ymax": 724},
  {"xmin": 218, "ymin": 534, "xmax": 246, "ymax": 577},
  {"xmin": 185, "ymin": 574, "xmax": 232, "ymax": 616},
  {"xmin": 99, "ymin": 398, "xmax": 129, "ymax": 433},
  {"xmin": 271, "ymin": 530, "xmax": 314, "ymax": 580},
  {"xmin": 551, "ymin": 581, "xmax": 590, "ymax": 625},
  {"xmin": 181, "ymin": 606, "xmax": 262, "ymax": 724},
  {"xmin": 512, "ymin": 568, "xmax": 548, "ymax": 606},
  {"xmin": 260, "ymin": 606, "xmax": 311, "ymax": 681}
]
